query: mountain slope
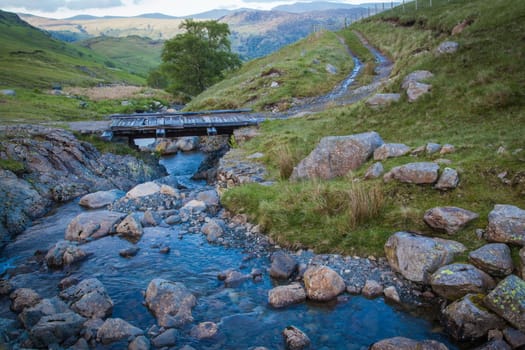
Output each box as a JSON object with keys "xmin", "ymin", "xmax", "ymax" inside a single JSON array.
[{"xmin": 217, "ymin": 0, "xmax": 525, "ymax": 256}]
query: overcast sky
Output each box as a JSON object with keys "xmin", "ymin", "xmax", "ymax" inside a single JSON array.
[{"xmin": 0, "ymin": 0, "xmax": 381, "ymax": 18}]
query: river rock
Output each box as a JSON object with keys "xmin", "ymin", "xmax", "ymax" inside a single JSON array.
[
  {"xmin": 436, "ymin": 41, "xmax": 459, "ymax": 55},
  {"xmin": 202, "ymin": 219, "xmax": 224, "ymax": 243},
  {"xmin": 144, "ymin": 278, "xmax": 196, "ymax": 328},
  {"xmin": 423, "ymin": 206, "xmax": 479, "ymax": 234},
  {"xmin": 197, "ymin": 189, "xmax": 220, "ymax": 208},
  {"xmin": 155, "ymin": 139, "xmax": 179, "ymax": 155},
  {"xmin": 65, "ymin": 211, "xmax": 125, "ymax": 242},
  {"xmin": 282, "ymin": 325, "xmax": 310, "ymax": 350},
  {"xmin": 384, "ymin": 232, "xmax": 466, "ymax": 283},
  {"xmin": 59, "ymin": 278, "xmax": 113, "ymax": 319},
  {"xmin": 152, "ymin": 328, "xmax": 178, "ymax": 347},
  {"xmin": 383, "ymin": 162, "xmax": 440, "ymax": 184},
  {"xmin": 190, "ymin": 321, "xmax": 218, "ymax": 339},
  {"xmin": 45, "ymin": 240, "xmax": 88, "ymax": 268},
  {"xmin": 270, "ymin": 251, "xmax": 298, "ymax": 279},
  {"xmin": 120, "ymin": 246, "xmax": 140, "ymax": 258},
  {"xmin": 435, "ymin": 167, "xmax": 459, "ymax": 190},
  {"xmin": 96, "ymin": 318, "xmax": 143, "ymax": 344},
  {"xmin": 176, "ymin": 136, "xmax": 200, "ymax": 152},
  {"xmin": 79, "ymin": 189, "xmax": 124, "ymax": 209},
  {"xmin": 10, "ymin": 288, "xmax": 41, "ymax": 312},
  {"xmin": 126, "ymin": 182, "xmax": 160, "ymax": 198},
  {"xmin": 129, "ymin": 335, "xmax": 151, "ymax": 350},
  {"xmin": 469, "ymin": 243, "xmax": 514, "ymax": 277},
  {"xmin": 430, "ymin": 263, "xmax": 496, "ymax": 300},
  {"xmin": 291, "ymin": 131, "xmax": 384, "ymax": 180},
  {"xmin": 218, "ymin": 269, "xmax": 251, "ymax": 287},
  {"xmin": 370, "ymin": 337, "xmax": 449, "ymax": 350},
  {"xmin": 19, "ymin": 297, "xmax": 70, "ymax": 329},
  {"xmin": 402, "ymin": 70, "xmax": 434, "ymax": 89},
  {"xmin": 485, "ymin": 275, "xmax": 525, "ymax": 332},
  {"xmin": 142, "ymin": 210, "xmax": 161, "ymax": 227},
  {"xmin": 373, "ymin": 143, "xmax": 411, "ymax": 161},
  {"xmin": 29, "ymin": 311, "xmax": 86, "ymax": 348},
  {"xmin": 362, "ymin": 280, "xmax": 383, "ymax": 298},
  {"xmin": 303, "ymin": 265, "xmax": 346, "ymax": 301},
  {"xmin": 268, "ymin": 283, "xmax": 306, "ymax": 308},
  {"xmin": 486, "ymin": 204, "xmax": 525, "ymax": 246},
  {"xmin": 365, "ymin": 162, "xmax": 384, "ymax": 179},
  {"xmin": 0, "ymin": 125, "xmax": 165, "ymax": 244},
  {"xmin": 160, "ymin": 184, "xmax": 179, "ymax": 198},
  {"xmin": 181, "ymin": 200, "xmax": 207, "ymax": 214},
  {"xmin": 366, "ymin": 93, "xmax": 401, "ymax": 107},
  {"xmin": 503, "ymin": 328, "xmax": 525, "ymax": 348},
  {"xmin": 0, "ymin": 280, "xmax": 13, "ymax": 296},
  {"xmin": 116, "ymin": 214, "xmax": 144, "ymax": 241},
  {"xmin": 442, "ymin": 294, "xmax": 506, "ymax": 341},
  {"xmin": 383, "ymin": 286, "xmax": 401, "ymax": 303},
  {"xmin": 406, "ymin": 81, "xmax": 432, "ymax": 102}
]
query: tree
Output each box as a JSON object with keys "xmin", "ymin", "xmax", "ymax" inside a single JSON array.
[{"xmin": 161, "ymin": 19, "xmax": 241, "ymax": 99}]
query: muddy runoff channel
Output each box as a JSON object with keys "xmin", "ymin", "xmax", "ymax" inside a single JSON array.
[{"xmin": 0, "ymin": 145, "xmax": 463, "ymax": 350}]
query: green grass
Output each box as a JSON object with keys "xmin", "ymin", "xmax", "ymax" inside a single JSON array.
[
  {"xmin": 186, "ymin": 30, "xmax": 356, "ymax": 111},
  {"xmin": 75, "ymin": 36, "xmax": 163, "ymax": 78},
  {"xmin": 217, "ymin": 0, "xmax": 525, "ymax": 256}
]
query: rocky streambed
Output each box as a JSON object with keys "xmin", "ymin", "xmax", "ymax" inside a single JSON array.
[{"xmin": 1, "ymin": 127, "xmax": 524, "ymax": 350}]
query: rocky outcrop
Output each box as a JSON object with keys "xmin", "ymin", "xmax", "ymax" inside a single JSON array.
[
  {"xmin": 268, "ymin": 283, "xmax": 306, "ymax": 308},
  {"xmin": 373, "ymin": 143, "xmax": 411, "ymax": 161},
  {"xmin": 384, "ymin": 162, "xmax": 440, "ymax": 184},
  {"xmin": 303, "ymin": 265, "xmax": 346, "ymax": 301},
  {"xmin": 45, "ymin": 240, "xmax": 89, "ymax": 268},
  {"xmin": 282, "ymin": 326, "xmax": 310, "ymax": 350},
  {"xmin": 0, "ymin": 125, "xmax": 165, "ymax": 245},
  {"xmin": 59, "ymin": 278, "xmax": 113, "ymax": 319},
  {"xmin": 485, "ymin": 275, "xmax": 525, "ymax": 332},
  {"xmin": 384, "ymin": 232, "xmax": 466, "ymax": 283},
  {"xmin": 65, "ymin": 211, "xmax": 126, "ymax": 242},
  {"xmin": 442, "ymin": 294, "xmax": 506, "ymax": 341},
  {"xmin": 430, "ymin": 263, "xmax": 496, "ymax": 300},
  {"xmin": 291, "ymin": 131, "xmax": 384, "ymax": 180},
  {"xmin": 423, "ymin": 206, "xmax": 479, "ymax": 234},
  {"xmin": 144, "ymin": 278, "xmax": 196, "ymax": 328},
  {"xmin": 370, "ymin": 337, "xmax": 448, "ymax": 350},
  {"xmin": 469, "ymin": 243, "xmax": 514, "ymax": 277},
  {"xmin": 485, "ymin": 205, "xmax": 525, "ymax": 246}
]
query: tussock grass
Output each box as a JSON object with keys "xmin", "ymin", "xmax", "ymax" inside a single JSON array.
[{"xmin": 219, "ymin": 0, "xmax": 525, "ymax": 256}]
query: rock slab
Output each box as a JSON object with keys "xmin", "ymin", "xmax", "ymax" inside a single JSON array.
[
  {"xmin": 370, "ymin": 336, "xmax": 449, "ymax": 350},
  {"xmin": 485, "ymin": 275, "xmax": 525, "ymax": 332},
  {"xmin": 469, "ymin": 243, "xmax": 514, "ymax": 277},
  {"xmin": 430, "ymin": 263, "xmax": 496, "ymax": 300},
  {"xmin": 423, "ymin": 206, "xmax": 479, "ymax": 234},
  {"xmin": 384, "ymin": 162, "xmax": 440, "ymax": 184}
]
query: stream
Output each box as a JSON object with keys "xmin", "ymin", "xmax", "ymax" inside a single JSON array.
[{"xmin": 0, "ymin": 149, "xmax": 462, "ymax": 350}]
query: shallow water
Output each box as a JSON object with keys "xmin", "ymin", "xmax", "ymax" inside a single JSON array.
[{"xmin": 0, "ymin": 151, "xmax": 460, "ymax": 349}]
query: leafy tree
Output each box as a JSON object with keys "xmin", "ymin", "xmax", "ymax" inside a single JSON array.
[{"xmin": 161, "ymin": 19, "xmax": 241, "ymax": 99}]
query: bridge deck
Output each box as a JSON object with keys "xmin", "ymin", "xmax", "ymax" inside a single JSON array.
[{"xmin": 104, "ymin": 109, "xmax": 262, "ymax": 139}]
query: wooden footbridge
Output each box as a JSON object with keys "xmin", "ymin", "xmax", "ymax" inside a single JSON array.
[{"xmin": 102, "ymin": 109, "xmax": 264, "ymax": 141}]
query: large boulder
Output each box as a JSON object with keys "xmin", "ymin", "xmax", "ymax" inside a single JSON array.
[
  {"xmin": 291, "ymin": 132, "xmax": 384, "ymax": 180},
  {"xmin": 96, "ymin": 318, "xmax": 143, "ymax": 344},
  {"xmin": 486, "ymin": 205, "xmax": 525, "ymax": 246},
  {"xmin": 373, "ymin": 143, "xmax": 411, "ymax": 161},
  {"xmin": 268, "ymin": 283, "xmax": 306, "ymax": 308},
  {"xmin": 370, "ymin": 337, "xmax": 449, "ymax": 350},
  {"xmin": 303, "ymin": 265, "xmax": 346, "ymax": 301},
  {"xmin": 383, "ymin": 162, "xmax": 440, "ymax": 184},
  {"xmin": 59, "ymin": 278, "xmax": 113, "ymax": 319},
  {"xmin": 65, "ymin": 211, "xmax": 125, "ymax": 242},
  {"xmin": 116, "ymin": 214, "xmax": 144, "ymax": 242},
  {"xmin": 19, "ymin": 297, "xmax": 70, "ymax": 329},
  {"xmin": 384, "ymin": 232, "xmax": 466, "ymax": 283},
  {"xmin": 485, "ymin": 275, "xmax": 525, "ymax": 332},
  {"xmin": 269, "ymin": 251, "xmax": 298, "ymax": 280},
  {"xmin": 144, "ymin": 278, "xmax": 196, "ymax": 328},
  {"xmin": 29, "ymin": 312, "xmax": 86, "ymax": 348},
  {"xmin": 282, "ymin": 326, "xmax": 310, "ymax": 350},
  {"xmin": 469, "ymin": 243, "xmax": 514, "ymax": 277},
  {"xmin": 442, "ymin": 294, "xmax": 506, "ymax": 341},
  {"xmin": 430, "ymin": 263, "xmax": 496, "ymax": 300},
  {"xmin": 423, "ymin": 206, "xmax": 479, "ymax": 234},
  {"xmin": 79, "ymin": 189, "xmax": 124, "ymax": 209},
  {"xmin": 45, "ymin": 240, "xmax": 88, "ymax": 268}
]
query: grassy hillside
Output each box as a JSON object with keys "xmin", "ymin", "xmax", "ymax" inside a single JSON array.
[
  {"xmin": 217, "ymin": 0, "xmax": 525, "ymax": 257},
  {"xmin": 187, "ymin": 30, "xmax": 375, "ymax": 111},
  {"xmin": 75, "ymin": 36, "xmax": 163, "ymax": 78},
  {"xmin": 0, "ymin": 11, "xmax": 170, "ymax": 122}
]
